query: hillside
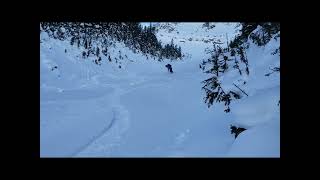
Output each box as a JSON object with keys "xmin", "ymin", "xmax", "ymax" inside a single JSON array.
[{"xmin": 40, "ymin": 22, "xmax": 280, "ymax": 157}]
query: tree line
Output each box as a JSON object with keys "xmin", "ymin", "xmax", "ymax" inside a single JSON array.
[{"xmin": 40, "ymin": 22, "xmax": 182, "ymax": 65}]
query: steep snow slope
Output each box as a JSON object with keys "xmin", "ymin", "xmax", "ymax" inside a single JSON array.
[
  {"xmin": 40, "ymin": 23, "xmax": 280, "ymax": 157},
  {"xmin": 226, "ymin": 31, "xmax": 280, "ymax": 157},
  {"xmin": 156, "ymin": 23, "xmax": 239, "ymax": 48}
]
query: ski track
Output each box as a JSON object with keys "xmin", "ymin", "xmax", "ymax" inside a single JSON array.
[
  {"xmin": 41, "ymin": 66, "xmax": 228, "ymax": 157},
  {"xmin": 70, "ymin": 109, "xmax": 117, "ymax": 157},
  {"xmin": 74, "ymin": 105, "xmax": 130, "ymax": 157},
  {"xmin": 71, "ymin": 75, "xmax": 132, "ymax": 157},
  {"xmin": 72, "ymin": 73, "xmax": 182, "ymax": 157}
]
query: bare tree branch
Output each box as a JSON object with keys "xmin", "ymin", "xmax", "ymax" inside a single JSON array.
[{"xmin": 233, "ymin": 83, "xmax": 248, "ymax": 96}]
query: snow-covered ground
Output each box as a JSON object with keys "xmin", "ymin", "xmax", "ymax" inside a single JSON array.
[{"xmin": 40, "ymin": 23, "xmax": 280, "ymax": 157}]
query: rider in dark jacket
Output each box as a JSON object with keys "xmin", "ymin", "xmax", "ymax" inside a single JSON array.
[{"xmin": 165, "ymin": 64, "xmax": 173, "ymax": 73}]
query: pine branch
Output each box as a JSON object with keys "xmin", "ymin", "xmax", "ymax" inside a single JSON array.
[
  {"xmin": 265, "ymin": 66, "xmax": 280, "ymax": 76},
  {"xmin": 232, "ymin": 83, "xmax": 248, "ymax": 96}
]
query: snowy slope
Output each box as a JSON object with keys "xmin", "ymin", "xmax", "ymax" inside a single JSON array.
[
  {"xmin": 226, "ymin": 34, "xmax": 280, "ymax": 157},
  {"xmin": 40, "ymin": 23, "xmax": 279, "ymax": 157}
]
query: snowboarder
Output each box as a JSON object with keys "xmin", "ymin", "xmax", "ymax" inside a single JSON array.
[{"xmin": 165, "ymin": 64, "xmax": 173, "ymax": 73}]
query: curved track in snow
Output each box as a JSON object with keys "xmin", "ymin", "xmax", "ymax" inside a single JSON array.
[{"xmin": 70, "ymin": 109, "xmax": 117, "ymax": 157}]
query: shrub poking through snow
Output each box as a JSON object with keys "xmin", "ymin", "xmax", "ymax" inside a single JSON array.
[
  {"xmin": 51, "ymin": 66, "xmax": 58, "ymax": 71},
  {"xmin": 230, "ymin": 125, "xmax": 246, "ymax": 139}
]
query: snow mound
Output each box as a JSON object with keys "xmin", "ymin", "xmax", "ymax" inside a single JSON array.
[{"xmin": 231, "ymin": 86, "xmax": 280, "ymax": 128}]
